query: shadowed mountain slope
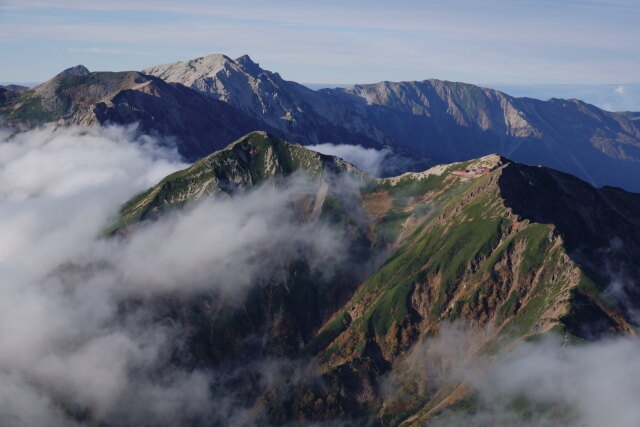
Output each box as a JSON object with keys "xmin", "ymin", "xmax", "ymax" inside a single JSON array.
[{"xmin": 0, "ymin": 70, "xmax": 277, "ymax": 160}]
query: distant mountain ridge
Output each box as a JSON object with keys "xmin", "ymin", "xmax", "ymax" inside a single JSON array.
[
  {"xmin": 491, "ymin": 82, "xmax": 640, "ymax": 112},
  {"xmin": 143, "ymin": 54, "xmax": 400, "ymax": 159},
  {"xmin": 143, "ymin": 54, "xmax": 331, "ymax": 137},
  {"xmin": 2, "ymin": 54, "xmax": 640, "ymax": 190},
  {"xmin": 144, "ymin": 54, "xmax": 640, "ymax": 191},
  {"xmin": 0, "ymin": 83, "xmax": 29, "ymax": 92},
  {"xmin": 0, "ymin": 69, "xmax": 276, "ymax": 160}
]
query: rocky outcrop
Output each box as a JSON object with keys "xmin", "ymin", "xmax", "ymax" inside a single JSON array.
[
  {"xmin": 56, "ymin": 64, "xmax": 90, "ymax": 77},
  {"xmin": 108, "ymin": 131, "xmax": 367, "ymax": 233}
]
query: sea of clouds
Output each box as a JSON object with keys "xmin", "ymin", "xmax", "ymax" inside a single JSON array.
[
  {"xmin": 2, "ymin": 125, "xmax": 640, "ymax": 426},
  {"xmin": 0, "ymin": 125, "xmax": 351, "ymax": 426}
]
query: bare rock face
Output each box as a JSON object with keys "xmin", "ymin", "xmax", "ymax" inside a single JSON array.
[
  {"xmin": 143, "ymin": 54, "xmax": 328, "ymax": 136},
  {"xmin": 56, "ymin": 64, "xmax": 90, "ymax": 77},
  {"xmin": 143, "ymin": 55, "xmax": 434, "ymax": 178}
]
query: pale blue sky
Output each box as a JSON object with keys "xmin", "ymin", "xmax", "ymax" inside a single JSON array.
[{"xmin": 1, "ymin": 0, "xmax": 639, "ymax": 86}]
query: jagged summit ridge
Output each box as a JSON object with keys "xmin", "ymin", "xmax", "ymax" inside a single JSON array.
[
  {"xmin": 109, "ymin": 132, "xmax": 366, "ymax": 233},
  {"xmin": 142, "ymin": 54, "xmax": 239, "ymax": 88},
  {"xmin": 234, "ymin": 54, "xmax": 263, "ymax": 76},
  {"xmin": 384, "ymin": 153, "xmax": 509, "ymax": 185},
  {"xmin": 141, "ymin": 53, "xmax": 272, "ymax": 94},
  {"xmin": 141, "ymin": 53, "xmax": 640, "ymax": 190},
  {"xmin": 141, "ymin": 53, "xmax": 328, "ymax": 141}
]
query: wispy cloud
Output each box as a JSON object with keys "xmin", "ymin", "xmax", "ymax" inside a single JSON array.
[
  {"xmin": 66, "ymin": 47, "xmax": 155, "ymax": 55},
  {"xmin": 307, "ymin": 143, "xmax": 391, "ymax": 176},
  {"xmin": 0, "ymin": 124, "xmax": 366, "ymax": 424},
  {"xmin": 388, "ymin": 322, "xmax": 640, "ymax": 427},
  {"xmin": 1, "ymin": 0, "xmax": 639, "ymax": 84}
]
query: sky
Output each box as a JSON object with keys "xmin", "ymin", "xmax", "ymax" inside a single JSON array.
[{"xmin": 0, "ymin": 0, "xmax": 639, "ymax": 87}]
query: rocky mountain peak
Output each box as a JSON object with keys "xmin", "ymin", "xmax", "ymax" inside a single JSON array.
[
  {"xmin": 141, "ymin": 53, "xmax": 238, "ymax": 88},
  {"xmin": 235, "ymin": 54, "xmax": 263, "ymax": 76},
  {"xmin": 468, "ymin": 153, "xmax": 509, "ymax": 170},
  {"xmin": 192, "ymin": 53, "xmax": 235, "ymax": 68},
  {"xmin": 108, "ymin": 132, "xmax": 366, "ymax": 233},
  {"xmin": 56, "ymin": 64, "xmax": 90, "ymax": 77}
]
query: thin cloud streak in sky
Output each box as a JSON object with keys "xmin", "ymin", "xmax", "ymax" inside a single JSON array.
[
  {"xmin": 67, "ymin": 47, "xmax": 155, "ymax": 56},
  {"xmin": 0, "ymin": 0, "xmax": 638, "ymax": 84},
  {"xmin": 2, "ymin": 20, "xmax": 635, "ymax": 85}
]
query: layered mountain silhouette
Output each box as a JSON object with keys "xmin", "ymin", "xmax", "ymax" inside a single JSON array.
[
  {"xmin": 4, "ymin": 54, "xmax": 640, "ymax": 425},
  {"xmin": 2, "ymin": 54, "xmax": 640, "ymax": 190},
  {"xmin": 99, "ymin": 132, "xmax": 640, "ymax": 424},
  {"xmin": 0, "ymin": 67, "xmax": 276, "ymax": 160},
  {"xmin": 143, "ymin": 54, "xmax": 640, "ymax": 190}
]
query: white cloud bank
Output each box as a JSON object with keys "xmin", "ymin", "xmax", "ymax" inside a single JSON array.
[
  {"xmin": 393, "ymin": 322, "xmax": 640, "ymax": 427},
  {"xmin": 5, "ymin": 124, "xmax": 640, "ymax": 426},
  {"xmin": 0, "ymin": 125, "xmax": 185, "ymax": 273},
  {"xmin": 307, "ymin": 143, "xmax": 391, "ymax": 176},
  {"xmin": 0, "ymin": 125, "xmax": 351, "ymax": 425},
  {"xmin": 0, "ymin": 125, "xmax": 201, "ymax": 426}
]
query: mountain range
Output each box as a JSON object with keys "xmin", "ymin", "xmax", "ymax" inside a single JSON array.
[
  {"xmin": 2, "ymin": 54, "xmax": 640, "ymax": 190},
  {"xmin": 3, "ymin": 54, "xmax": 640, "ymax": 424},
  {"xmin": 90, "ymin": 131, "xmax": 640, "ymax": 424}
]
